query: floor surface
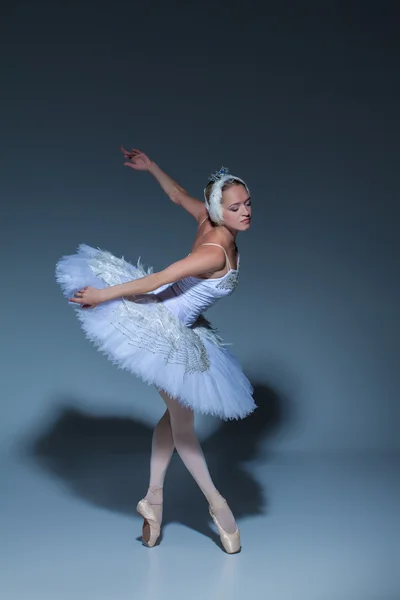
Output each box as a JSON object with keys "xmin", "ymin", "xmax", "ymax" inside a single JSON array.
[{"xmin": 1, "ymin": 443, "xmax": 399, "ymax": 599}]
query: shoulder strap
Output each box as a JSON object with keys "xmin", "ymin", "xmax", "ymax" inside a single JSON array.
[
  {"xmin": 198, "ymin": 216, "xmax": 208, "ymax": 227},
  {"xmin": 200, "ymin": 242, "xmax": 232, "ymax": 271}
]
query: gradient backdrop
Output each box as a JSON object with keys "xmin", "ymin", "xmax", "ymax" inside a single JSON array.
[{"xmin": 1, "ymin": 2, "xmax": 399, "ymax": 459}]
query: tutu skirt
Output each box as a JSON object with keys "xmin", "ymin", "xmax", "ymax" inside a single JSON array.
[{"xmin": 55, "ymin": 244, "xmax": 256, "ymax": 420}]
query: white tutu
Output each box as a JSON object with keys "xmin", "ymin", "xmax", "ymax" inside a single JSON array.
[{"xmin": 55, "ymin": 243, "xmax": 257, "ymax": 420}]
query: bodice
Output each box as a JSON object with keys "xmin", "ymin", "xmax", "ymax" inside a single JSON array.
[{"xmin": 153, "ymin": 256, "xmax": 240, "ymax": 326}]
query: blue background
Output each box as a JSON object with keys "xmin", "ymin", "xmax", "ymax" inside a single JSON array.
[{"xmin": 1, "ymin": 2, "xmax": 398, "ymax": 454}]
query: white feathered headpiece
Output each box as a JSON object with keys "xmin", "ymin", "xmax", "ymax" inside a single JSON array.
[{"xmin": 204, "ymin": 166, "xmax": 250, "ymax": 225}]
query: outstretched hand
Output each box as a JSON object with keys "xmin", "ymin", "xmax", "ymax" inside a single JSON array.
[
  {"xmin": 121, "ymin": 146, "xmax": 152, "ymax": 171},
  {"xmin": 69, "ymin": 286, "xmax": 103, "ymax": 309}
]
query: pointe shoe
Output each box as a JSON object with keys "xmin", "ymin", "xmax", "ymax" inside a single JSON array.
[
  {"xmin": 136, "ymin": 499, "xmax": 161, "ymax": 548},
  {"xmin": 209, "ymin": 496, "xmax": 241, "ymax": 554}
]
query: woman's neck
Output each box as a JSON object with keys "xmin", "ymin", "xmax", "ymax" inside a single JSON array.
[{"xmin": 219, "ymin": 224, "xmax": 237, "ymax": 246}]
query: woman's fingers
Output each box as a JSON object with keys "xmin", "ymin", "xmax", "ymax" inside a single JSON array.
[
  {"xmin": 121, "ymin": 146, "xmax": 142, "ymax": 158},
  {"xmin": 69, "ymin": 300, "xmax": 90, "ymax": 309},
  {"xmin": 68, "ymin": 287, "xmax": 95, "ymax": 308},
  {"xmin": 69, "ymin": 287, "xmax": 87, "ymax": 302},
  {"xmin": 121, "ymin": 146, "xmax": 136, "ymax": 160},
  {"xmin": 127, "ymin": 151, "xmax": 141, "ymax": 160},
  {"xmin": 121, "ymin": 146, "xmax": 149, "ymax": 169},
  {"xmin": 68, "ymin": 297, "xmax": 93, "ymax": 308}
]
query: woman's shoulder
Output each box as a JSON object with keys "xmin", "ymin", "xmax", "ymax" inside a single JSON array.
[
  {"xmin": 191, "ymin": 232, "xmax": 238, "ymax": 270},
  {"xmin": 193, "ymin": 229, "xmax": 227, "ymax": 250},
  {"xmin": 192, "ymin": 216, "xmax": 237, "ymax": 256},
  {"xmin": 196, "ymin": 207, "xmax": 209, "ymax": 227}
]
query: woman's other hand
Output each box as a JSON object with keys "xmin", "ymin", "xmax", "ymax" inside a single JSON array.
[
  {"xmin": 121, "ymin": 146, "xmax": 152, "ymax": 171},
  {"xmin": 69, "ymin": 286, "xmax": 104, "ymax": 309}
]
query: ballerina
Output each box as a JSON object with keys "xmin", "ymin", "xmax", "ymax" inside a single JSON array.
[{"xmin": 56, "ymin": 147, "xmax": 256, "ymax": 553}]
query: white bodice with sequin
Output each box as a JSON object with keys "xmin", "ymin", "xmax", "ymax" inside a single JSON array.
[{"xmin": 154, "ymin": 243, "xmax": 240, "ymax": 326}]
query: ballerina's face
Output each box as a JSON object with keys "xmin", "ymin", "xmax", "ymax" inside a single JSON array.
[{"xmin": 221, "ymin": 183, "xmax": 252, "ymax": 230}]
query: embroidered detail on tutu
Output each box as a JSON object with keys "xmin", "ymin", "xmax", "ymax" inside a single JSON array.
[
  {"xmin": 110, "ymin": 300, "xmax": 210, "ymax": 376},
  {"xmin": 85, "ymin": 246, "xmax": 233, "ymax": 376},
  {"xmin": 215, "ymin": 270, "xmax": 239, "ymax": 291},
  {"xmin": 87, "ymin": 250, "xmax": 153, "ymax": 286}
]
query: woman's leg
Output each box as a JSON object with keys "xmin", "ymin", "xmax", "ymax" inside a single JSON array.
[
  {"xmin": 144, "ymin": 406, "xmax": 175, "ymax": 523},
  {"xmin": 157, "ymin": 388, "xmax": 238, "ymax": 534}
]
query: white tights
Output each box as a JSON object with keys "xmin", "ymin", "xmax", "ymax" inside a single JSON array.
[{"xmin": 144, "ymin": 388, "xmax": 237, "ymax": 534}]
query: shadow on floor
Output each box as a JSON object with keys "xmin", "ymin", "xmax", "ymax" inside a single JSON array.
[{"xmin": 16, "ymin": 381, "xmax": 293, "ymax": 546}]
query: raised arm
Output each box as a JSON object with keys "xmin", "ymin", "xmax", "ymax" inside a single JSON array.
[
  {"xmin": 122, "ymin": 147, "xmax": 207, "ymax": 223},
  {"xmin": 99, "ymin": 245, "xmax": 226, "ymax": 303}
]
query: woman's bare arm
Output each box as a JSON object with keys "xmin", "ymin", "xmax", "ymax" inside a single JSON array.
[
  {"xmin": 147, "ymin": 161, "xmax": 185, "ymax": 203},
  {"xmin": 148, "ymin": 162, "xmax": 206, "ymax": 222},
  {"xmin": 122, "ymin": 148, "xmax": 206, "ymax": 222},
  {"xmin": 99, "ymin": 245, "xmax": 226, "ymax": 302},
  {"xmin": 173, "ymin": 189, "xmax": 208, "ymax": 224}
]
